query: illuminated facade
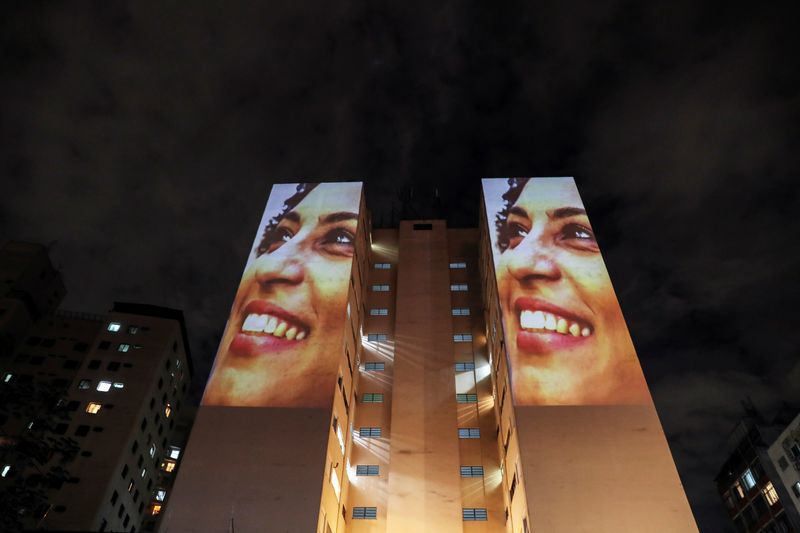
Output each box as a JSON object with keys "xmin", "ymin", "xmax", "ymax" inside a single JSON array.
[
  {"xmin": 166, "ymin": 180, "xmax": 697, "ymax": 532},
  {"xmin": 0, "ymin": 241, "xmax": 193, "ymax": 532}
]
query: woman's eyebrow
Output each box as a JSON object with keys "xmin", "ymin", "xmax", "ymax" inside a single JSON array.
[
  {"xmin": 319, "ymin": 211, "xmax": 359, "ymax": 224},
  {"xmin": 282, "ymin": 211, "xmax": 301, "ymax": 223},
  {"xmin": 508, "ymin": 206, "xmax": 529, "ymax": 219},
  {"xmin": 548, "ymin": 207, "xmax": 586, "ymax": 219}
]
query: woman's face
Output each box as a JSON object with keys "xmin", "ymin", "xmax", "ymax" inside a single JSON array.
[
  {"xmin": 204, "ymin": 182, "xmax": 361, "ymax": 407},
  {"xmin": 497, "ymin": 179, "xmax": 647, "ymax": 405}
]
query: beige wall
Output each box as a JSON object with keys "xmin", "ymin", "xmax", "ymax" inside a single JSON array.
[{"xmin": 384, "ymin": 221, "xmax": 463, "ymax": 532}]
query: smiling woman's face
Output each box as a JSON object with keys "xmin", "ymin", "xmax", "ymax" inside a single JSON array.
[
  {"xmin": 496, "ymin": 179, "xmax": 649, "ymax": 405},
  {"xmin": 203, "ymin": 182, "xmax": 361, "ymax": 407}
]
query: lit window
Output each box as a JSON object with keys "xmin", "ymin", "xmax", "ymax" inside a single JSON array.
[
  {"xmin": 460, "ymin": 466, "xmax": 484, "ymax": 477},
  {"xmin": 112, "ymin": 382, "xmax": 124, "ymax": 389},
  {"xmin": 463, "ymin": 508, "xmax": 488, "ymax": 521},
  {"xmin": 364, "ymin": 362, "xmax": 385, "ymax": 371},
  {"xmin": 128, "ymin": 480, "xmax": 135, "ymax": 493},
  {"xmin": 456, "ymin": 393, "xmax": 478, "ymax": 403},
  {"xmin": 150, "ymin": 504, "xmax": 162, "ymax": 516},
  {"xmin": 356, "ymin": 465, "xmax": 380, "ymax": 476},
  {"xmin": 164, "ymin": 403, "xmax": 172, "ymax": 418},
  {"xmin": 358, "ymin": 427, "xmax": 382, "ymax": 438},
  {"xmin": 107, "ymin": 322, "xmax": 122, "ymax": 332},
  {"xmin": 458, "ymin": 428, "xmax": 480, "ymax": 439},
  {"xmin": 453, "ymin": 334, "xmax": 473, "ymax": 342},
  {"xmin": 155, "ymin": 489, "xmax": 167, "ymax": 502},
  {"xmin": 141, "ymin": 468, "xmax": 147, "ymax": 478},
  {"xmin": 367, "ymin": 334, "xmax": 388, "ymax": 342},
  {"xmin": 452, "ymin": 307, "xmax": 470, "ymax": 316},
  {"xmin": 449, "ymin": 262, "xmax": 467, "ymax": 269},
  {"xmin": 450, "ymin": 284, "xmax": 468, "ymax": 292},
  {"xmin": 85, "ymin": 402, "xmax": 102, "ymax": 414},
  {"xmin": 371, "ymin": 284, "xmax": 390, "ymax": 292},
  {"xmin": 1, "ymin": 464, "xmax": 11, "ymax": 477},
  {"xmin": 741, "ymin": 468, "xmax": 757, "ymax": 490},
  {"xmin": 352, "ymin": 507, "xmax": 377, "ymax": 519},
  {"xmin": 3, "ymin": 373, "xmax": 13, "ymax": 383},
  {"xmin": 763, "ymin": 482, "xmax": 779, "ymax": 505},
  {"xmin": 167, "ymin": 446, "xmax": 181, "ymax": 460},
  {"xmin": 336, "ymin": 424, "xmax": 345, "ymax": 454},
  {"xmin": 330, "ymin": 465, "xmax": 341, "ymax": 500},
  {"xmin": 362, "ymin": 393, "xmax": 384, "ymax": 403},
  {"xmin": 149, "ymin": 443, "xmax": 156, "ymax": 458},
  {"xmin": 793, "ymin": 482, "xmax": 800, "ymax": 498},
  {"xmin": 118, "ymin": 344, "xmax": 130, "ymax": 353},
  {"xmin": 161, "ymin": 460, "xmax": 176, "ymax": 473},
  {"xmin": 96, "ymin": 381, "xmax": 112, "ymax": 392},
  {"xmin": 374, "ymin": 263, "xmax": 391, "ymax": 269},
  {"xmin": 128, "ymin": 326, "xmax": 139, "ymax": 335},
  {"xmin": 369, "ymin": 308, "xmax": 389, "ymax": 316},
  {"xmin": 455, "ymin": 362, "xmax": 475, "ymax": 372},
  {"xmin": 733, "ymin": 480, "xmax": 745, "ymax": 499}
]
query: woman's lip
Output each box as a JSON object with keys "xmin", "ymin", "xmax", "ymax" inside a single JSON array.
[
  {"xmin": 229, "ymin": 332, "xmax": 301, "ymax": 358},
  {"xmin": 241, "ymin": 300, "xmax": 310, "ymax": 331}
]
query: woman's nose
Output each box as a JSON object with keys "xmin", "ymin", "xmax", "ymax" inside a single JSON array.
[
  {"xmin": 506, "ymin": 235, "xmax": 561, "ymax": 284},
  {"xmin": 254, "ymin": 241, "xmax": 306, "ymax": 286}
]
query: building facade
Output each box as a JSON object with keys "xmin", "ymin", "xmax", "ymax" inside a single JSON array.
[
  {"xmin": 166, "ymin": 179, "xmax": 697, "ymax": 532},
  {"xmin": 0, "ymin": 242, "xmax": 193, "ymax": 532}
]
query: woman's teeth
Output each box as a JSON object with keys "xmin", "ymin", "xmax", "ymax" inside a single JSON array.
[
  {"xmin": 519, "ymin": 310, "xmax": 591, "ymax": 337},
  {"xmin": 241, "ymin": 313, "xmax": 307, "ymax": 340}
]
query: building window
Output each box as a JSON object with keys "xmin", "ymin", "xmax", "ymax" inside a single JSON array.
[
  {"xmin": 460, "ymin": 466, "xmax": 484, "ymax": 477},
  {"xmin": 140, "ymin": 468, "xmax": 147, "ymax": 478},
  {"xmin": 113, "ymin": 382, "xmax": 124, "ymax": 389},
  {"xmin": 98, "ymin": 341, "xmax": 110, "ymax": 350},
  {"xmin": 367, "ymin": 334, "xmax": 388, "ymax": 342},
  {"xmin": 330, "ymin": 463, "xmax": 341, "ymax": 499},
  {"xmin": 167, "ymin": 446, "xmax": 181, "ymax": 460},
  {"xmin": 161, "ymin": 460, "xmax": 176, "ymax": 473},
  {"xmin": 2, "ymin": 373, "xmax": 13, "ymax": 383},
  {"xmin": 128, "ymin": 326, "xmax": 139, "ymax": 335},
  {"xmin": 356, "ymin": 465, "xmax": 380, "ymax": 476},
  {"xmin": 108, "ymin": 322, "xmax": 122, "ymax": 332},
  {"xmin": 149, "ymin": 443, "xmax": 156, "ymax": 458},
  {"xmin": 793, "ymin": 482, "xmax": 800, "ymax": 498},
  {"xmin": 463, "ymin": 508, "xmax": 488, "ymax": 521},
  {"xmin": 352, "ymin": 507, "xmax": 377, "ymax": 519},
  {"xmin": 363, "ymin": 362, "xmax": 385, "ymax": 371},
  {"xmin": 458, "ymin": 428, "xmax": 480, "ymax": 439},
  {"xmin": 150, "ymin": 504, "xmax": 162, "ymax": 516},
  {"xmin": 452, "ymin": 307, "xmax": 470, "ymax": 316},
  {"xmin": 155, "ymin": 488, "xmax": 167, "ymax": 502},
  {"xmin": 456, "ymin": 393, "xmax": 478, "ymax": 403},
  {"xmin": 778, "ymin": 456, "xmax": 790, "ymax": 471},
  {"xmin": 118, "ymin": 344, "xmax": 130, "ymax": 353},
  {"xmin": 75, "ymin": 425, "xmax": 90, "ymax": 437},
  {"xmin": 449, "ymin": 262, "xmax": 467, "ymax": 269},
  {"xmin": 362, "ymin": 393, "xmax": 384, "ymax": 403},
  {"xmin": 97, "ymin": 381, "xmax": 112, "ymax": 392},
  {"xmin": 1, "ymin": 464, "xmax": 11, "ymax": 477},
  {"xmin": 369, "ymin": 308, "xmax": 389, "ymax": 316},
  {"xmin": 741, "ymin": 468, "xmax": 757, "ymax": 490},
  {"xmin": 164, "ymin": 403, "xmax": 172, "ymax": 418},
  {"xmin": 78, "ymin": 379, "xmax": 92, "ymax": 390},
  {"xmin": 450, "ymin": 284, "xmax": 468, "ymax": 292},
  {"xmin": 359, "ymin": 427, "xmax": 382, "ymax": 438},
  {"xmin": 374, "ymin": 263, "xmax": 391, "ymax": 269},
  {"xmin": 371, "ymin": 284, "xmax": 390, "ymax": 292},
  {"xmin": 453, "ymin": 334, "xmax": 473, "ymax": 342},
  {"xmin": 86, "ymin": 402, "xmax": 102, "ymax": 414},
  {"xmin": 88, "ymin": 359, "xmax": 101, "ymax": 369},
  {"xmin": 454, "ymin": 362, "xmax": 475, "ymax": 372},
  {"xmin": 763, "ymin": 482, "xmax": 779, "ymax": 505}
]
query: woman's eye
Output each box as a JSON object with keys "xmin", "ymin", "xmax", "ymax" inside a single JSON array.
[
  {"xmin": 256, "ymin": 227, "xmax": 294, "ymax": 255},
  {"xmin": 506, "ymin": 222, "xmax": 529, "ymax": 249},
  {"xmin": 321, "ymin": 228, "xmax": 355, "ymax": 255},
  {"xmin": 561, "ymin": 223, "xmax": 598, "ymax": 249}
]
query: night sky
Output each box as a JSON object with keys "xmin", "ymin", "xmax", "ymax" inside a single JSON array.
[{"xmin": 2, "ymin": 2, "xmax": 799, "ymax": 530}]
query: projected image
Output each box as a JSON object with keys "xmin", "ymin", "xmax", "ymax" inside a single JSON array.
[
  {"xmin": 203, "ymin": 182, "xmax": 362, "ymax": 407},
  {"xmin": 482, "ymin": 178, "xmax": 650, "ymax": 406}
]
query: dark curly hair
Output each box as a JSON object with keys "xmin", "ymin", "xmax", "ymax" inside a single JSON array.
[
  {"xmin": 255, "ymin": 183, "xmax": 319, "ymax": 256},
  {"xmin": 495, "ymin": 177, "xmax": 530, "ymax": 252}
]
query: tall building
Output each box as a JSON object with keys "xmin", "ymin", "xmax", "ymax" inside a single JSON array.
[
  {"xmin": 166, "ymin": 179, "xmax": 697, "ymax": 532},
  {"xmin": 715, "ymin": 403, "xmax": 800, "ymax": 532},
  {"xmin": 0, "ymin": 241, "xmax": 194, "ymax": 532}
]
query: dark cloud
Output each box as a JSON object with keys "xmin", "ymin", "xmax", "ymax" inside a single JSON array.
[{"xmin": 2, "ymin": 1, "xmax": 798, "ymax": 529}]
